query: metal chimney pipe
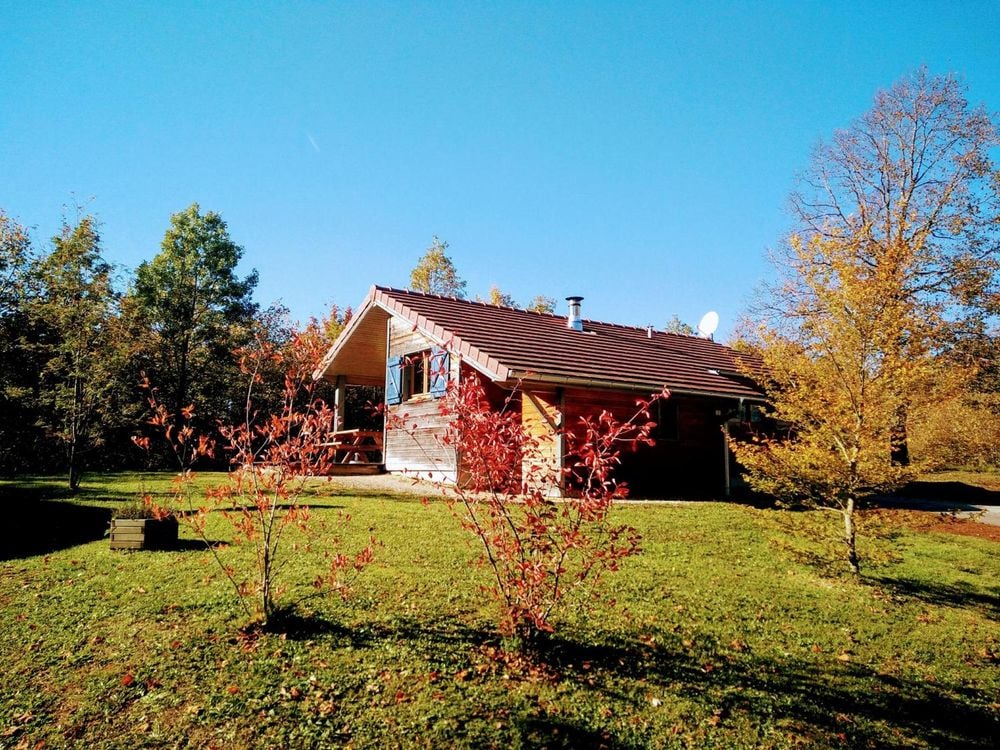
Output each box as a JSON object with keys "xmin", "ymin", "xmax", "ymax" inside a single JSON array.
[{"xmin": 566, "ymin": 296, "xmax": 584, "ymax": 331}]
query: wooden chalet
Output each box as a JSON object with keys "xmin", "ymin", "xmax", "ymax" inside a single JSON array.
[{"xmin": 314, "ymin": 286, "xmax": 765, "ymax": 498}]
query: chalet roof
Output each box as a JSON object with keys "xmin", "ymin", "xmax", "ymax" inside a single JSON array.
[{"xmin": 316, "ymin": 285, "xmax": 764, "ymax": 400}]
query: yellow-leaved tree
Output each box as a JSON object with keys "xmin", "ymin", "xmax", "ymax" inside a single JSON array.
[
  {"xmin": 409, "ymin": 236, "xmax": 467, "ymax": 298},
  {"xmin": 733, "ymin": 69, "xmax": 998, "ymax": 576},
  {"xmin": 730, "ymin": 234, "xmax": 952, "ymax": 576},
  {"xmin": 788, "ymin": 69, "xmax": 999, "ymax": 465}
]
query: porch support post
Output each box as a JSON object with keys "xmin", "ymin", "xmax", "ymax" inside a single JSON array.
[{"xmin": 333, "ymin": 375, "xmax": 347, "ymax": 431}]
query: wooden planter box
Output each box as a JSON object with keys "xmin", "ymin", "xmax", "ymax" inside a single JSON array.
[{"xmin": 109, "ymin": 517, "xmax": 178, "ymax": 551}]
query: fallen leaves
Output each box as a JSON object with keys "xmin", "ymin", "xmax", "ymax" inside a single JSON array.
[{"xmin": 2, "ymin": 711, "xmax": 33, "ymax": 738}]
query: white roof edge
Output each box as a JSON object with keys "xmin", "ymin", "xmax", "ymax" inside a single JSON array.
[{"xmin": 314, "ymin": 286, "xmax": 509, "ymax": 383}]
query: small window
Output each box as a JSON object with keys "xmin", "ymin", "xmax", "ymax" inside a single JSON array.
[
  {"xmin": 389, "ymin": 347, "xmax": 450, "ymax": 403},
  {"xmin": 402, "ymin": 350, "xmax": 430, "ymax": 400}
]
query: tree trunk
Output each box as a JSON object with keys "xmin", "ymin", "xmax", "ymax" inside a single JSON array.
[
  {"xmin": 843, "ymin": 496, "xmax": 860, "ymax": 576},
  {"xmin": 261, "ymin": 544, "xmax": 272, "ymax": 626},
  {"xmin": 68, "ymin": 373, "xmax": 82, "ymax": 492},
  {"xmin": 68, "ymin": 447, "xmax": 80, "ymax": 492},
  {"xmin": 176, "ymin": 338, "xmax": 189, "ymax": 420},
  {"xmin": 891, "ymin": 404, "xmax": 910, "ymax": 466}
]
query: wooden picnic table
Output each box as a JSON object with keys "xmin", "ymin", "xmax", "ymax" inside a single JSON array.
[{"xmin": 320, "ymin": 429, "xmax": 383, "ymax": 464}]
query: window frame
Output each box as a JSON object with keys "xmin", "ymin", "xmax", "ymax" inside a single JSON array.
[
  {"xmin": 387, "ymin": 346, "xmax": 451, "ymax": 405},
  {"xmin": 402, "ymin": 350, "xmax": 430, "ymax": 401}
]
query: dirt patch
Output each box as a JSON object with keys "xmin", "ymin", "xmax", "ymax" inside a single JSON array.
[
  {"xmin": 867, "ymin": 508, "xmax": 1000, "ymax": 543},
  {"xmin": 922, "ymin": 517, "xmax": 1000, "ymax": 542}
]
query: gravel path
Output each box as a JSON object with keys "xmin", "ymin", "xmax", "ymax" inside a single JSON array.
[
  {"xmin": 309, "ymin": 473, "xmax": 445, "ymax": 498},
  {"xmin": 874, "ymin": 496, "xmax": 1000, "ymax": 527},
  {"xmin": 314, "ymin": 474, "xmax": 1000, "ymax": 528}
]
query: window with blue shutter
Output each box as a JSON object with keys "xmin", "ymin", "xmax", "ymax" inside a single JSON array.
[
  {"xmin": 385, "ymin": 355, "xmax": 403, "ymax": 405},
  {"xmin": 429, "ymin": 347, "xmax": 450, "ymax": 397}
]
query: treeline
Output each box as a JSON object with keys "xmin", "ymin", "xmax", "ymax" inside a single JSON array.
[
  {"xmin": 0, "ymin": 203, "xmax": 334, "ymax": 486},
  {"xmin": 0, "ymin": 208, "xmax": 560, "ymax": 488}
]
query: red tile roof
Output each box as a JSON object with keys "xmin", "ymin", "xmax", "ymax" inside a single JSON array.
[
  {"xmin": 365, "ymin": 286, "xmax": 763, "ymax": 400},
  {"xmin": 317, "ymin": 286, "xmax": 761, "ymax": 399}
]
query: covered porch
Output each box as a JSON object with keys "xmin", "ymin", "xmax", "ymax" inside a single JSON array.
[{"xmin": 313, "ymin": 300, "xmax": 392, "ymax": 475}]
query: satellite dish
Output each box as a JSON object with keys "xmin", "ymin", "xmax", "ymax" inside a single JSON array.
[{"xmin": 697, "ymin": 311, "xmax": 719, "ymax": 339}]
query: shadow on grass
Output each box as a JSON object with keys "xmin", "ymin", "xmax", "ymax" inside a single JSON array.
[
  {"xmin": 871, "ymin": 575, "xmax": 1000, "ymax": 619},
  {"xmin": 1, "ymin": 498, "xmax": 112, "ymax": 561},
  {"xmin": 0, "ymin": 484, "xmax": 158, "ymax": 560},
  {"xmin": 270, "ymin": 610, "xmax": 495, "ymax": 653},
  {"xmin": 0, "ymin": 485, "xmax": 230, "ymax": 560},
  {"xmin": 888, "ymin": 480, "xmax": 1000, "ymax": 508},
  {"xmin": 172, "ymin": 538, "xmax": 226, "ymax": 552},
  {"xmin": 260, "ymin": 612, "xmax": 639, "ymax": 748},
  {"xmin": 261, "ymin": 610, "xmax": 998, "ymax": 747},
  {"xmin": 534, "ymin": 631, "xmax": 997, "ymax": 749},
  {"xmin": 170, "ymin": 600, "xmax": 999, "ymax": 748},
  {"xmin": 513, "ymin": 716, "xmax": 624, "ymax": 749},
  {"xmin": 329, "ymin": 487, "xmax": 431, "ymax": 502},
  {"xmin": 0, "ymin": 478, "xmax": 162, "ymax": 505},
  {"xmin": 252, "ymin": 610, "xmax": 365, "ymax": 641}
]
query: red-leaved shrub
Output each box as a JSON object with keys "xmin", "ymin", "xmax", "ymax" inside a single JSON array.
[
  {"xmin": 396, "ymin": 373, "xmax": 666, "ymax": 644},
  {"xmin": 134, "ymin": 320, "xmax": 375, "ymax": 627}
]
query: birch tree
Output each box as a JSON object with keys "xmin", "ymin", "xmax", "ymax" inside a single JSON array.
[{"xmin": 732, "ymin": 233, "xmax": 945, "ymax": 575}]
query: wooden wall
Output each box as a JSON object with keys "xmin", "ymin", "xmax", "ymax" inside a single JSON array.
[
  {"xmin": 561, "ymin": 387, "xmax": 731, "ymax": 498},
  {"xmin": 380, "ymin": 312, "xmax": 733, "ymax": 496},
  {"xmin": 521, "ymin": 388, "xmax": 563, "ymax": 494},
  {"xmin": 383, "ymin": 317, "xmax": 460, "ymax": 481}
]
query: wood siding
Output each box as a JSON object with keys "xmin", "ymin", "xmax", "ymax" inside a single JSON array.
[
  {"xmin": 384, "ymin": 317, "xmax": 459, "ymax": 480},
  {"xmin": 561, "ymin": 387, "xmax": 732, "ymax": 498},
  {"xmin": 381, "ymin": 313, "xmax": 733, "ymax": 495},
  {"xmin": 521, "ymin": 388, "xmax": 562, "ymax": 493}
]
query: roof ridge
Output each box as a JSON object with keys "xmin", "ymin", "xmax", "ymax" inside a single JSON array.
[
  {"xmin": 376, "ymin": 286, "xmax": 723, "ymax": 340},
  {"xmin": 376, "ymin": 285, "xmax": 565, "ymax": 318}
]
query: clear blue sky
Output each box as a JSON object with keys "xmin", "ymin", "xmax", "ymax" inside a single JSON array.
[{"xmin": 2, "ymin": 1, "xmax": 998, "ymax": 338}]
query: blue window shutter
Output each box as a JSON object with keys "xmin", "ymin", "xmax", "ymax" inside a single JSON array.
[
  {"xmin": 386, "ymin": 355, "xmax": 403, "ymax": 405},
  {"xmin": 429, "ymin": 347, "xmax": 450, "ymax": 397}
]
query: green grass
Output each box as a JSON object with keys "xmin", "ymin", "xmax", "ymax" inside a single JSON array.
[{"xmin": 1, "ymin": 473, "xmax": 998, "ymax": 749}]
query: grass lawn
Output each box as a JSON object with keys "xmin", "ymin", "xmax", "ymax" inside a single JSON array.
[{"xmin": 1, "ymin": 473, "xmax": 998, "ymax": 749}]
